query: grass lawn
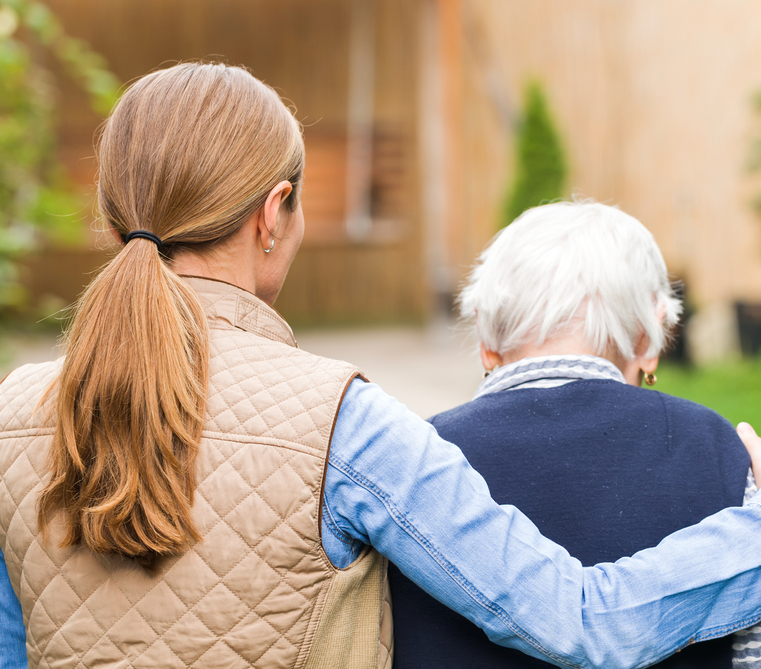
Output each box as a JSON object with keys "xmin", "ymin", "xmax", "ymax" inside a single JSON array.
[{"xmin": 649, "ymin": 358, "xmax": 761, "ymax": 428}]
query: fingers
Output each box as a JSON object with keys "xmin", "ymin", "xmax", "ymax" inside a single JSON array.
[{"xmin": 738, "ymin": 422, "xmax": 761, "ymax": 484}]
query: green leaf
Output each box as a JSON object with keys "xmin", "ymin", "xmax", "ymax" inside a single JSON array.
[
  {"xmin": 22, "ymin": 1, "xmax": 61, "ymax": 45},
  {"xmin": 0, "ymin": 0, "xmax": 120, "ymax": 317}
]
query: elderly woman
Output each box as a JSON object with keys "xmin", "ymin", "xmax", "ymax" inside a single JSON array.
[{"xmin": 389, "ymin": 201, "xmax": 751, "ymax": 669}]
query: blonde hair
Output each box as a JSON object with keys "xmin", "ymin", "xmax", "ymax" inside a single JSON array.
[
  {"xmin": 38, "ymin": 63, "xmax": 304, "ymax": 567},
  {"xmin": 460, "ymin": 201, "xmax": 682, "ymax": 360}
]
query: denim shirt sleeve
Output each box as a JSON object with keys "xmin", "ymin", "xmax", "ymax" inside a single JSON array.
[
  {"xmin": 322, "ymin": 378, "xmax": 761, "ymax": 669},
  {"xmin": 0, "ymin": 546, "xmax": 26, "ymax": 669}
]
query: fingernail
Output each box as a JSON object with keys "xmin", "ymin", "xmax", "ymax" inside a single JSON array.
[{"xmin": 738, "ymin": 422, "xmax": 753, "ymax": 436}]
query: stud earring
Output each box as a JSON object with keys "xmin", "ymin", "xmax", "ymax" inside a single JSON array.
[
  {"xmin": 644, "ymin": 372, "xmax": 657, "ymax": 386},
  {"xmin": 264, "ymin": 239, "xmax": 274, "ymax": 254}
]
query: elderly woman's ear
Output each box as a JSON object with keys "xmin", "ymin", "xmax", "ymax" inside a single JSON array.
[
  {"xmin": 619, "ymin": 331, "xmax": 659, "ymax": 386},
  {"xmin": 619, "ymin": 299, "xmax": 667, "ymax": 386},
  {"xmin": 637, "ymin": 353, "xmax": 659, "ymax": 387},
  {"xmin": 480, "ymin": 343, "xmax": 503, "ymax": 375}
]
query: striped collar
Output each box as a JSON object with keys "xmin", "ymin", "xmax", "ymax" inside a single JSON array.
[{"xmin": 473, "ymin": 354, "xmax": 626, "ymax": 400}]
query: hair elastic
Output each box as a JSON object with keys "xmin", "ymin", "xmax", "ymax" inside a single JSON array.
[{"xmin": 125, "ymin": 230, "xmax": 164, "ymax": 252}]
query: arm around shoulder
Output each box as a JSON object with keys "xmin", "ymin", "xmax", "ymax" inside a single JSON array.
[{"xmin": 327, "ymin": 380, "xmax": 761, "ymax": 669}]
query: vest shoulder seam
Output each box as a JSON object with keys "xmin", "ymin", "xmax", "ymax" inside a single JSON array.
[
  {"xmin": 0, "ymin": 428, "xmax": 56, "ymax": 439},
  {"xmin": 200, "ymin": 430, "xmax": 326, "ymax": 457}
]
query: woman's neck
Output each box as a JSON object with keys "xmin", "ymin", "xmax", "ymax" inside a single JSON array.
[
  {"xmin": 170, "ymin": 217, "xmax": 260, "ymax": 297},
  {"xmin": 492, "ymin": 330, "xmax": 644, "ymax": 386},
  {"xmin": 171, "ymin": 250, "xmax": 255, "ymax": 295}
]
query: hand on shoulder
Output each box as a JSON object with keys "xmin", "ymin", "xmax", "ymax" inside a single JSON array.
[{"xmin": 739, "ymin": 422, "xmax": 761, "ymax": 485}]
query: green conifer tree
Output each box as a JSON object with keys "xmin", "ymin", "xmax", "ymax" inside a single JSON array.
[{"xmin": 502, "ymin": 81, "xmax": 567, "ymax": 227}]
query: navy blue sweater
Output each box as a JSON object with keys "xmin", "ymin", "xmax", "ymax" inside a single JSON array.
[{"xmin": 389, "ymin": 380, "xmax": 750, "ymax": 669}]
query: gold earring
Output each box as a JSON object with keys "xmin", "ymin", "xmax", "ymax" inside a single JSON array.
[
  {"xmin": 482, "ymin": 364, "xmax": 500, "ymax": 380},
  {"xmin": 644, "ymin": 372, "xmax": 657, "ymax": 386}
]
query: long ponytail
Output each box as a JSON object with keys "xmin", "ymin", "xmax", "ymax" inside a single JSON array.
[
  {"xmin": 39, "ymin": 239, "xmax": 208, "ymax": 563},
  {"xmin": 37, "ymin": 63, "xmax": 305, "ymax": 566}
]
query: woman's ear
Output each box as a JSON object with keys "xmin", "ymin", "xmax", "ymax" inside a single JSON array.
[
  {"xmin": 620, "ymin": 331, "xmax": 660, "ymax": 386},
  {"xmin": 257, "ymin": 180, "xmax": 293, "ymax": 249},
  {"xmin": 632, "ymin": 303, "xmax": 666, "ymax": 384},
  {"xmin": 480, "ymin": 342, "xmax": 503, "ymax": 372},
  {"xmin": 656, "ymin": 300, "xmax": 668, "ymax": 324},
  {"xmin": 640, "ymin": 354, "xmax": 659, "ymax": 375},
  {"xmin": 109, "ymin": 226, "xmax": 124, "ymax": 246}
]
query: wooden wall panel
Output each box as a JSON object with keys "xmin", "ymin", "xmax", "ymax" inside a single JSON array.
[
  {"xmin": 458, "ymin": 0, "xmax": 761, "ymax": 309},
  {"xmin": 275, "ymin": 241, "xmax": 425, "ymax": 326},
  {"xmin": 35, "ymin": 0, "xmax": 425, "ymax": 323}
]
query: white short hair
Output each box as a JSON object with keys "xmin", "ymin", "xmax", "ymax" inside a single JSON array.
[{"xmin": 459, "ymin": 201, "xmax": 682, "ymax": 360}]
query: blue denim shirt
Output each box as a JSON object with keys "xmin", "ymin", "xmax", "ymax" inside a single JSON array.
[
  {"xmin": 0, "ymin": 547, "xmax": 24, "ymax": 669},
  {"xmin": 5, "ymin": 378, "xmax": 761, "ymax": 668}
]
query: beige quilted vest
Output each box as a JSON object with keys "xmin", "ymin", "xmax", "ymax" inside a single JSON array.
[{"xmin": 0, "ymin": 277, "xmax": 393, "ymax": 669}]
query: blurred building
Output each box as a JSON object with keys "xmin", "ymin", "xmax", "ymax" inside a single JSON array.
[
  {"xmin": 31, "ymin": 0, "xmax": 761, "ymax": 349},
  {"xmin": 36, "ymin": 0, "xmax": 434, "ymax": 326},
  {"xmin": 456, "ymin": 0, "xmax": 761, "ymax": 362}
]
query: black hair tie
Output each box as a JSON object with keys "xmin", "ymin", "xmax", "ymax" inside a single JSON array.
[{"xmin": 125, "ymin": 230, "xmax": 163, "ymax": 252}]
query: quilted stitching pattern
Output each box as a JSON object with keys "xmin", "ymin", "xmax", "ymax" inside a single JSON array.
[
  {"xmin": 378, "ymin": 571, "xmax": 394, "ymax": 669},
  {"xmin": 0, "ymin": 308, "xmax": 365, "ymax": 668},
  {"xmin": 204, "ymin": 331, "xmax": 349, "ymax": 452}
]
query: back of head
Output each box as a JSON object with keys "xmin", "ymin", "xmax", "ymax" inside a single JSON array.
[
  {"xmin": 38, "ymin": 63, "xmax": 305, "ymax": 567},
  {"xmin": 459, "ymin": 201, "xmax": 682, "ymax": 360},
  {"xmin": 98, "ymin": 62, "xmax": 304, "ymax": 247}
]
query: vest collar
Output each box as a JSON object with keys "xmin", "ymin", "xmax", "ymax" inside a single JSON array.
[{"xmin": 180, "ymin": 275, "xmax": 297, "ymax": 348}]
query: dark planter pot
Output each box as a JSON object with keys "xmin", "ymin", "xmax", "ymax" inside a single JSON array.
[
  {"xmin": 661, "ymin": 280, "xmax": 692, "ymax": 364},
  {"xmin": 736, "ymin": 302, "xmax": 761, "ymax": 357}
]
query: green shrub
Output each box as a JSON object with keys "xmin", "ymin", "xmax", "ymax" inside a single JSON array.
[
  {"xmin": 0, "ymin": 0, "xmax": 120, "ymax": 312},
  {"xmin": 502, "ymin": 81, "xmax": 567, "ymax": 228}
]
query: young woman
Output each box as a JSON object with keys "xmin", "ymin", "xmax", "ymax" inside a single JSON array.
[{"xmin": 2, "ymin": 63, "xmax": 761, "ymax": 669}]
